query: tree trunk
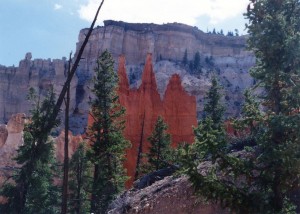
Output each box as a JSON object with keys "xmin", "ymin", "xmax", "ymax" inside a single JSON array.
[
  {"xmin": 91, "ymin": 163, "xmax": 99, "ymax": 212},
  {"xmin": 135, "ymin": 112, "xmax": 146, "ymax": 180},
  {"xmin": 40, "ymin": 0, "xmax": 105, "ymax": 138},
  {"xmin": 61, "ymin": 53, "xmax": 72, "ymax": 214}
]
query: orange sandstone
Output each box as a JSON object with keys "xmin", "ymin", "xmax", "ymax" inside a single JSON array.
[
  {"xmin": 117, "ymin": 54, "xmax": 197, "ymax": 186},
  {"xmin": 88, "ymin": 54, "xmax": 197, "ymax": 186}
]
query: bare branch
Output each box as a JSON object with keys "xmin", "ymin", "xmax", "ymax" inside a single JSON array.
[{"xmin": 42, "ymin": 0, "xmax": 105, "ymax": 135}]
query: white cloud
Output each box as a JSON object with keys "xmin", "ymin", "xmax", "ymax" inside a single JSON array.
[
  {"xmin": 78, "ymin": 0, "xmax": 249, "ymax": 26},
  {"xmin": 54, "ymin": 3, "xmax": 63, "ymax": 10}
]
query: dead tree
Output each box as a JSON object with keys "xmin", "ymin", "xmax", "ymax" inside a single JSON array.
[
  {"xmin": 61, "ymin": 52, "xmax": 72, "ymax": 214},
  {"xmin": 41, "ymin": 0, "xmax": 105, "ymax": 138}
]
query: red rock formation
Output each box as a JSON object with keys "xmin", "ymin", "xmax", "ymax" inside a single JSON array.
[
  {"xmin": 55, "ymin": 130, "xmax": 83, "ymax": 162},
  {"xmin": 163, "ymin": 74, "xmax": 197, "ymax": 146},
  {"xmin": 117, "ymin": 54, "xmax": 197, "ymax": 186},
  {"xmin": 88, "ymin": 54, "xmax": 197, "ymax": 187}
]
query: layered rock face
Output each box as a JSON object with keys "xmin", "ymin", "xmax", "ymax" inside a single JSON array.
[
  {"xmin": 0, "ymin": 21, "xmax": 255, "ymax": 134},
  {"xmin": 117, "ymin": 54, "xmax": 197, "ymax": 185},
  {"xmin": 0, "ymin": 54, "xmax": 82, "ymax": 132},
  {"xmin": 78, "ymin": 20, "xmax": 250, "ymax": 64},
  {"xmin": 76, "ymin": 20, "xmax": 255, "ymax": 120}
]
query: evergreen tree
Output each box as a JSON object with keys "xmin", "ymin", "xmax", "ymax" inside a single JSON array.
[
  {"xmin": 88, "ymin": 50, "xmax": 130, "ymax": 214},
  {"xmin": 235, "ymin": 89, "xmax": 262, "ymax": 134},
  {"xmin": 182, "ymin": 49, "xmax": 188, "ymax": 66},
  {"xmin": 234, "ymin": 29, "xmax": 239, "ymax": 36},
  {"xmin": 193, "ymin": 76, "xmax": 226, "ymax": 162},
  {"xmin": 203, "ymin": 76, "xmax": 225, "ymax": 128},
  {"xmin": 68, "ymin": 143, "xmax": 92, "ymax": 214},
  {"xmin": 0, "ymin": 87, "xmax": 60, "ymax": 213},
  {"xmin": 145, "ymin": 116, "xmax": 172, "ymax": 172},
  {"xmin": 188, "ymin": 61, "xmax": 194, "ymax": 72},
  {"xmin": 184, "ymin": 0, "xmax": 300, "ymax": 213},
  {"xmin": 245, "ymin": 0, "xmax": 300, "ymax": 211},
  {"xmin": 227, "ymin": 31, "xmax": 234, "ymax": 36},
  {"xmin": 193, "ymin": 51, "xmax": 201, "ymax": 73}
]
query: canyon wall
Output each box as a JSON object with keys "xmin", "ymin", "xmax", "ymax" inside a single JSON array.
[
  {"xmin": 0, "ymin": 53, "xmax": 83, "ymax": 133},
  {"xmin": 0, "ymin": 20, "xmax": 255, "ymax": 134},
  {"xmin": 0, "ymin": 54, "xmax": 197, "ymax": 189},
  {"xmin": 74, "ymin": 20, "xmax": 255, "ymax": 123},
  {"xmin": 77, "ymin": 20, "xmax": 250, "ymax": 64}
]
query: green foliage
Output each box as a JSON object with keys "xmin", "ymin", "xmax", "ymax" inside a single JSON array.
[
  {"xmin": 234, "ymin": 90, "xmax": 262, "ymax": 134},
  {"xmin": 227, "ymin": 31, "xmax": 234, "ymax": 36},
  {"xmin": 144, "ymin": 116, "xmax": 172, "ymax": 172},
  {"xmin": 234, "ymin": 29, "xmax": 239, "ymax": 36},
  {"xmin": 205, "ymin": 56, "xmax": 214, "ymax": 67},
  {"xmin": 183, "ymin": 0, "xmax": 300, "ymax": 213},
  {"xmin": 88, "ymin": 50, "xmax": 130, "ymax": 214},
  {"xmin": 245, "ymin": 0, "xmax": 300, "ymax": 211},
  {"xmin": 193, "ymin": 51, "xmax": 202, "ymax": 73},
  {"xmin": 0, "ymin": 87, "xmax": 61, "ymax": 213},
  {"xmin": 68, "ymin": 143, "xmax": 92, "ymax": 214},
  {"xmin": 182, "ymin": 49, "xmax": 188, "ymax": 66},
  {"xmin": 192, "ymin": 76, "xmax": 227, "ymax": 162},
  {"xmin": 203, "ymin": 76, "xmax": 225, "ymax": 128},
  {"xmin": 193, "ymin": 117, "xmax": 227, "ymax": 163}
]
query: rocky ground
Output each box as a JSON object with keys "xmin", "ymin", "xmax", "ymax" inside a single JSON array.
[{"xmin": 108, "ymin": 175, "xmax": 228, "ymax": 214}]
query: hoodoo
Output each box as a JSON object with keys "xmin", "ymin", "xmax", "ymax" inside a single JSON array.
[{"xmin": 117, "ymin": 54, "xmax": 197, "ymax": 185}]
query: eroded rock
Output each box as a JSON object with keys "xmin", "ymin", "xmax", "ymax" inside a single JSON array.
[
  {"xmin": 116, "ymin": 54, "xmax": 197, "ymax": 186},
  {"xmin": 108, "ymin": 176, "xmax": 228, "ymax": 214},
  {"xmin": 6, "ymin": 113, "xmax": 26, "ymax": 133},
  {"xmin": 55, "ymin": 130, "xmax": 83, "ymax": 162},
  {"xmin": 0, "ymin": 125, "xmax": 8, "ymax": 148}
]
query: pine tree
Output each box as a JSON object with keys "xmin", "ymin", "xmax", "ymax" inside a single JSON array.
[
  {"xmin": 203, "ymin": 76, "xmax": 225, "ymax": 128},
  {"xmin": 0, "ymin": 87, "xmax": 61, "ymax": 213},
  {"xmin": 192, "ymin": 76, "xmax": 226, "ymax": 162},
  {"xmin": 88, "ymin": 50, "xmax": 130, "ymax": 214},
  {"xmin": 245, "ymin": 0, "xmax": 300, "ymax": 211},
  {"xmin": 68, "ymin": 143, "xmax": 92, "ymax": 214},
  {"xmin": 145, "ymin": 116, "xmax": 172, "ymax": 172},
  {"xmin": 193, "ymin": 51, "xmax": 201, "ymax": 73},
  {"xmin": 184, "ymin": 0, "xmax": 300, "ymax": 213},
  {"xmin": 182, "ymin": 49, "xmax": 188, "ymax": 66},
  {"xmin": 235, "ymin": 89, "xmax": 262, "ymax": 134},
  {"xmin": 234, "ymin": 29, "xmax": 239, "ymax": 36}
]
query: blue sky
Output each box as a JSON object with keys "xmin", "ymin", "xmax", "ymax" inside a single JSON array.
[{"xmin": 0, "ymin": 0, "xmax": 249, "ymax": 66}]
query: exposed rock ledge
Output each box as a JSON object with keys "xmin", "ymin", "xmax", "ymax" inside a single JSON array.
[{"xmin": 108, "ymin": 175, "xmax": 227, "ymax": 214}]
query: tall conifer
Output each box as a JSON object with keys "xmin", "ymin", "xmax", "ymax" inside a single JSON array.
[
  {"xmin": 185, "ymin": 0, "xmax": 300, "ymax": 212},
  {"xmin": 88, "ymin": 50, "xmax": 130, "ymax": 213},
  {"xmin": 68, "ymin": 143, "xmax": 92, "ymax": 213},
  {"xmin": 0, "ymin": 87, "xmax": 60, "ymax": 213},
  {"xmin": 145, "ymin": 116, "xmax": 172, "ymax": 172}
]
